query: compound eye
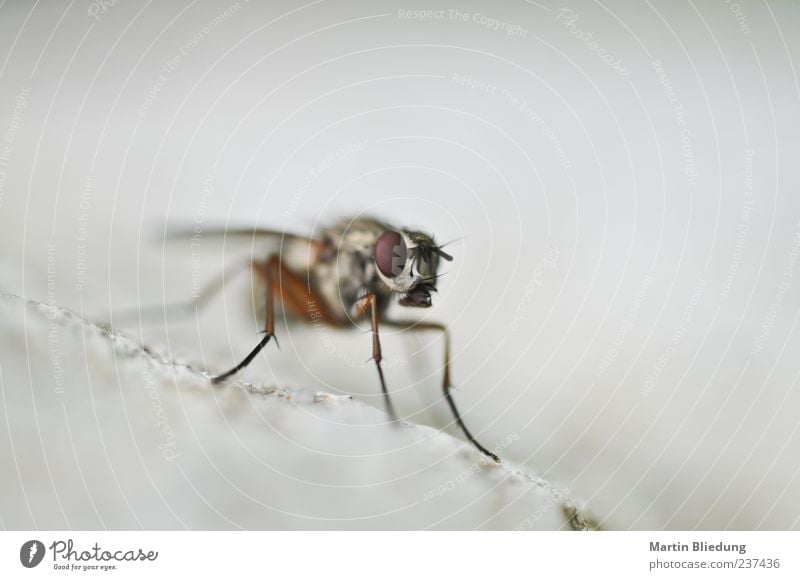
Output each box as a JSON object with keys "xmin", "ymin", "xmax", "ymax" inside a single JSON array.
[{"xmin": 375, "ymin": 231, "xmax": 407, "ymax": 278}]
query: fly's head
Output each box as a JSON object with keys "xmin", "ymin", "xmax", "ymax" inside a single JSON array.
[{"xmin": 373, "ymin": 228, "xmax": 452, "ymax": 308}]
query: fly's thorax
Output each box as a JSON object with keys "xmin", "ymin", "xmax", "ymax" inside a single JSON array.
[{"xmin": 310, "ymin": 218, "xmax": 387, "ymax": 320}]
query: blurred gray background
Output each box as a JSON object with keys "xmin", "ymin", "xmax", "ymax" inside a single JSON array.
[{"xmin": 1, "ymin": 0, "xmax": 799, "ymax": 529}]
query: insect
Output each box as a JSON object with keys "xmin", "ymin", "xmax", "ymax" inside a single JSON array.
[{"xmin": 162, "ymin": 216, "xmax": 498, "ymax": 462}]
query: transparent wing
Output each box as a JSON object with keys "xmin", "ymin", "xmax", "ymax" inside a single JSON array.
[{"xmin": 161, "ymin": 225, "xmax": 314, "ymax": 245}]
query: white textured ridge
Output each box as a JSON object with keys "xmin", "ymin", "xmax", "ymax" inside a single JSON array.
[{"xmin": 0, "ymin": 293, "xmax": 593, "ymax": 530}]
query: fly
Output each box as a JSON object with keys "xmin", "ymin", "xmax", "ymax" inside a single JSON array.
[{"xmin": 156, "ymin": 215, "xmax": 498, "ymax": 462}]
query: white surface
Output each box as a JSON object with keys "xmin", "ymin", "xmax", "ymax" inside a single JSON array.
[
  {"xmin": 1, "ymin": 1, "xmax": 799, "ymax": 530},
  {"xmin": 0, "ymin": 294, "xmax": 590, "ymax": 530}
]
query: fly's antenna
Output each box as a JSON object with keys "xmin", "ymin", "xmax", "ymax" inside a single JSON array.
[
  {"xmin": 434, "ymin": 235, "xmax": 467, "ymax": 262},
  {"xmin": 414, "ymin": 240, "xmax": 453, "ymax": 264},
  {"xmin": 433, "ymin": 247, "xmax": 453, "ymax": 261}
]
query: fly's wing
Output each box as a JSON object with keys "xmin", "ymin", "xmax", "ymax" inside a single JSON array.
[
  {"xmin": 161, "ymin": 225, "xmax": 314, "ymax": 245},
  {"xmin": 161, "ymin": 224, "xmax": 324, "ymax": 273}
]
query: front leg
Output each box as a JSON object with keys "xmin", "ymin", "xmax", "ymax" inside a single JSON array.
[
  {"xmin": 354, "ymin": 293, "xmax": 398, "ymax": 422},
  {"xmin": 384, "ymin": 319, "xmax": 500, "ymax": 462}
]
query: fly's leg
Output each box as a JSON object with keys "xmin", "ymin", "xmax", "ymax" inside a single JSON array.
[
  {"xmin": 111, "ymin": 259, "xmax": 252, "ymax": 326},
  {"xmin": 354, "ymin": 293, "xmax": 398, "ymax": 422},
  {"xmin": 211, "ymin": 257, "xmax": 277, "ymax": 383},
  {"xmin": 211, "ymin": 255, "xmax": 338, "ymax": 383},
  {"xmin": 384, "ymin": 319, "xmax": 500, "ymax": 462}
]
